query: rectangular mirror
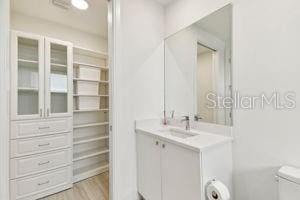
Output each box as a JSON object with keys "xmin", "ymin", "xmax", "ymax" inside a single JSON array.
[{"xmin": 164, "ymin": 4, "xmax": 232, "ymax": 126}]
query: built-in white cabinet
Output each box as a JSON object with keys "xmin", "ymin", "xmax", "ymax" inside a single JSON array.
[
  {"xmin": 10, "ymin": 30, "xmax": 110, "ymax": 200},
  {"xmin": 11, "ymin": 31, "xmax": 73, "ymax": 120},
  {"xmin": 72, "ymin": 47, "xmax": 110, "ymax": 183},
  {"xmin": 137, "ymin": 132, "xmax": 232, "ymax": 200},
  {"xmin": 10, "ymin": 31, "xmax": 73, "ymax": 200}
]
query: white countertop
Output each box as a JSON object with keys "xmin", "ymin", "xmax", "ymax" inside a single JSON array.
[{"xmin": 136, "ymin": 125, "xmax": 233, "ymax": 152}]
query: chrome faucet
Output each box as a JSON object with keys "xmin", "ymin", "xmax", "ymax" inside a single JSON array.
[
  {"xmin": 181, "ymin": 116, "xmax": 190, "ymax": 130},
  {"xmin": 194, "ymin": 114, "xmax": 202, "ymax": 121}
]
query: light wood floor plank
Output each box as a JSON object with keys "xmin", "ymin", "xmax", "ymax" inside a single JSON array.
[{"xmin": 40, "ymin": 172, "xmax": 109, "ymax": 200}]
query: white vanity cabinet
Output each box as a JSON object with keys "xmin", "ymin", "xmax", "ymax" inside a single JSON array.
[
  {"xmin": 161, "ymin": 141, "xmax": 201, "ymax": 200},
  {"xmin": 137, "ymin": 133, "xmax": 162, "ymax": 200},
  {"xmin": 137, "ymin": 133, "xmax": 201, "ymax": 200},
  {"xmin": 10, "ymin": 30, "xmax": 73, "ymax": 200},
  {"xmin": 136, "ymin": 130, "xmax": 232, "ymax": 200},
  {"xmin": 11, "ymin": 31, "xmax": 73, "ymax": 120}
]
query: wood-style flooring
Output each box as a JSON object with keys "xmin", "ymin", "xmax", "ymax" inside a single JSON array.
[{"xmin": 40, "ymin": 172, "xmax": 109, "ymax": 200}]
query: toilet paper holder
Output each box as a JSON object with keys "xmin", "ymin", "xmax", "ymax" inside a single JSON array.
[
  {"xmin": 206, "ymin": 179, "xmax": 219, "ymax": 199},
  {"xmin": 206, "ymin": 179, "xmax": 230, "ymax": 200}
]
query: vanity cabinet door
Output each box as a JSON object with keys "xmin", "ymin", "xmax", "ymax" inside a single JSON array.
[
  {"xmin": 161, "ymin": 142, "xmax": 201, "ymax": 200},
  {"xmin": 136, "ymin": 133, "xmax": 162, "ymax": 200}
]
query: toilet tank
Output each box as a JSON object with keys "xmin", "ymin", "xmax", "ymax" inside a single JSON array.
[{"xmin": 278, "ymin": 166, "xmax": 300, "ymax": 200}]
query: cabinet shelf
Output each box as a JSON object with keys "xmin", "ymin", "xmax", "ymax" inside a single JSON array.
[
  {"xmin": 18, "ymin": 59, "xmax": 38, "ymax": 64},
  {"xmin": 73, "ymin": 46, "xmax": 108, "ymax": 59},
  {"xmin": 73, "ymin": 122, "xmax": 109, "ymax": 129},
  {"xmin": 73, "ymin": 62, "xmax": 109, "ymax": 70},
  {"xmin": 73, "ymin": 108, "xmax": 109, "ymax": 113},
  {"xmin": 51, "ymin": 90, "xmax": 68, "ymax": 94},
  {"xmin": 74, "ymin": 134, "xmax": 109, "ymax": 145},
  {"xmin": 18, "ymin": 87, "xmax": 39, "ymax": 92},
  {"xmin": 73, "ymin": 147, "xmax": 109, "ymax": 162},
  {"xmin": 73, "ymin": 94, "xmax": 105, "ymax": 97},
  {"xmin": 73, "ymin": 160, "xmax": 109, "ymax": 183},
  {"xmin": 51, "ymin": 63, "xmax": 67, "ymax": 68},
  {"xmin": 73, "ymin": 78, "xmax": 109, "ymax": 83}
]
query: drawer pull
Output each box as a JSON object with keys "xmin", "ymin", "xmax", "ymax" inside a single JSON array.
[
  {"xmin": 37, "ymin": 180, "xmax": 50, "ymax": 186},
  {"xmin": 38, "ymin": 143, "xmax": 50, "ymax": 147},
  {"xmin": 38, "ymin": 126, "xmax": 50, "ymax": 130},
  {"xmin": 38, "ymin": 161, "xmax": 50, "ymax": 166}
]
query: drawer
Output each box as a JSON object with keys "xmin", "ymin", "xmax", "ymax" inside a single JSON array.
[
  {"xmin": 11, "ymin": 149, "xmax": 72, "ymax": 179},
  {"xmin": 11, "ymin": 133, "xmax": 72, "ymax": 158},
  {"xmin": 11, "ymin": 118, "xmax": 72, "ymax": 139},
  {"xmin": 10, "ymin": 166, "xmax": 72, "ymax": 200}
]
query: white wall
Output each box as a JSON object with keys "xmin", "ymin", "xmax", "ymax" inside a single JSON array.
[
  {"xmin": 165, "ymin": 0, "xmax": 300, "ymax": 200},
  {"xmin": 0, "ymin": 0, "xmax": 10, "ymax": 199},
  {"xmin": 11, "ymin": 12, "xmax": 107, "ymax": 53},
  {"xmin": 112, "ymin": 0, "xmax": 165, "ymax": 199}
]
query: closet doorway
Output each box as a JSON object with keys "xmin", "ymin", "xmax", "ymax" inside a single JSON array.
[{"xmin": 9, "ymin": 0, "xmax": 111, "ymax": 199}]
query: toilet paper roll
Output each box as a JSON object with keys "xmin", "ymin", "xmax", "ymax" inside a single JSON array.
[{"xmin": 206, "ymin": 180, "xmax": 230, "ymax": 200}]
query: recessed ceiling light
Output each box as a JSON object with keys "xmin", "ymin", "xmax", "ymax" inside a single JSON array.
[{"xmin": 71, "ymin": 0, "xmax": 89, "ymax": 10}]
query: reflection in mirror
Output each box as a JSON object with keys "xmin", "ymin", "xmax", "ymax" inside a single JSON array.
[
  {"xmin": 164, "ymin": 4, "xmax": 232, "ymax": 126},
  {"xmin": 197, "ymin": 44, "xmax": 216, "ymax": 124}
]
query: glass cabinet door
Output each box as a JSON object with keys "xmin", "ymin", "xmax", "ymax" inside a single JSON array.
[
  {"xmin": 45, "ymin": 38, "xmax": 73, "ymax": 117},
  {"xmin": 11, "ymin": 31, "xmax": 44, "ymax": 120}
]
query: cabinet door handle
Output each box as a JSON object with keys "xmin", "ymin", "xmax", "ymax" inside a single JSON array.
[
  {"xmin": 37, "ymin": 180, "xmax": 50, "ymax": 186},
  {"xmin": 38, "ymin": 161, "xmax": 50, "ymax": 166},
  {"xmin": 155, "ymin": 141, "xmax": 159, "ymax": 146},
  {"xmin": 39, "ymin": 109, "xmax": 43, "ymax": 117},
  {"xmin": 38, "ymin": 143, "xmax": 50, "ymax": 147},
  {"xmin": 162, "ymin": 144, "xmax": 166, "ymax": 148}
]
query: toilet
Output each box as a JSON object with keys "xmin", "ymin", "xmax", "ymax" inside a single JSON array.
[{"xmin": 278, "ymin": 166, "xmax": 300, "ymax": 200}]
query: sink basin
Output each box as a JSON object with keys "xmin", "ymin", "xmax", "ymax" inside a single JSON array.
[{"xmin": 160, "ymin": 128, "xmax": 198, "ymax": 139}]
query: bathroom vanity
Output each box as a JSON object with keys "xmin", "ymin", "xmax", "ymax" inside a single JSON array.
[
  {"xmin": 136, "ymin": 121, "xmax": 233, "ymax": 200},
  {"xmin": 137, "ymin": 5, "xmax": 234, "ymax": 200},
  {"xmin": 136, "ymin": 5, "xmax": 233, "ymax": 200}
]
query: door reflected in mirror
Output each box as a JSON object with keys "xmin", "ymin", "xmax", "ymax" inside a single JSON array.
[
  {"xmin": 197, "ymin": 44, "xmax": 216, "ymax": 124},
  {"xmin": 164, "ymin": 4, "xmax": 232, "ymax": 126}
]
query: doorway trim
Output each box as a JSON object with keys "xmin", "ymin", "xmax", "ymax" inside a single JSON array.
[
  {"xmin": 108, "ymin": 0, "xmax": 119, "ymax": 199},
  {"xmin": 0, "ymin": 0, "xmax": 10, "ymax": 199}
]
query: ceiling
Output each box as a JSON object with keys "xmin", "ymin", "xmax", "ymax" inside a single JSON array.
[
  {"xmin": 11, "ymin": 0, "xmax": 108, "ymax": 38},
  {"xmin": 196, "ymin": 5, "xmax": 232, "ymax": 42}
]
